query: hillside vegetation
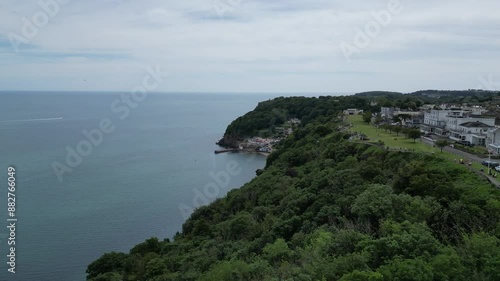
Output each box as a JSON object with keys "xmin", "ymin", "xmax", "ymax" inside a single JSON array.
[{"xmin": 88, "ymin": 95, "xmax": 500, "ymax": 281}]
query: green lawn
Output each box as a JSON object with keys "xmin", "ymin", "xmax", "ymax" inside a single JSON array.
[
  {"xmin": 346, "ymin": 114, "xmax": 497, "ymax": 183},
  {"xmin": 347, "ymin": 115, "xmax": 466, "ymax": 162},
  {"xmin": 348, "ymin": 115, "xmax": 436, "ymax": 152}
]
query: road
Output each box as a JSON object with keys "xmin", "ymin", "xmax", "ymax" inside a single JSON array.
[{"xmin": 420, "ymin": 137, "xmax": 485, "ymax": 162}]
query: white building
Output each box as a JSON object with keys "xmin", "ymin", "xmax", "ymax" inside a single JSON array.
[
  {"xmin": 380, "ymin": 107, "xmax": 395, "ymax": 119},
  {"xmin": 421, "ymin": 108, "xmax": 495, "ymax": 146},
  {"xmin": 462, "ymin": 106, "xmax": 488, "ymax": 116},
  {"xmin": 445, "ymin": 112, "xmax": 495, "ymax": 146},
  {"xmin": 421, "ymin": 110, "xmax": 449, "ymax": 135},
  {"xmin": 344, "ymin": 109, "xmax": 364, "ymax": 115},
  {"xmin": 449, "ymin": 122, "xmax": 493, "ymax": 146},
  {"xmin": 398, "ymin": 111, "xmax": 424, "ymax": 127},
  {"xmin": 487, "ymin": 128, "xmax": 500, "ymax": 154},
  {"xmin": 446, "ymin": 115, "xmax": 495, "ymax": 132}
]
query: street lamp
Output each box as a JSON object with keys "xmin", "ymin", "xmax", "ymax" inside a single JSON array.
[
  {"xmin": 489, "ymin": 151, "xmax": 491, "ymax": 175},
  {"xmin": 488, "ymin": 147, "xmax": 493, "ymax": 175}
]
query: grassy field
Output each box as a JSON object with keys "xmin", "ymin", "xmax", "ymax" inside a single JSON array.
[
  {"xmin": 347, "ymin": 115, "xmax": 469, "ymax": 163},
  {"xmin": 347, "ymin": 115, "xmax": 436, "ymax": 152},
  {"xmin": 346, "ymin": 115, "xmax": 500, "ymax": 184}
]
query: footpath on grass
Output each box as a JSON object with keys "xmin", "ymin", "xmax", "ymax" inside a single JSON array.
[{"xmin": 347, "ymin": 115, "xmax": 500, "ymax": 189}]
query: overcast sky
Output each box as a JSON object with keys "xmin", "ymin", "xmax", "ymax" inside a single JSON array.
[{"xmin": 1, "ymin": 0, "xmax": 499, "ymax": 93}]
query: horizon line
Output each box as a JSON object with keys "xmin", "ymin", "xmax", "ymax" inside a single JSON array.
[{"xmin": 0, "ymin": 89, "xmax": 496, "ymax": 95}]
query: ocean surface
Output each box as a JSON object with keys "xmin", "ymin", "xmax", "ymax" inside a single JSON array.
[{"xmin": 0, "ymin": 92, "xmax": 286, "ymax": 281}]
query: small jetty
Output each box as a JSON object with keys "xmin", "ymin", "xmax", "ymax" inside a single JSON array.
[{"xmin": 214, "ymin": 148, "xmax": 241, "ymax": 154}]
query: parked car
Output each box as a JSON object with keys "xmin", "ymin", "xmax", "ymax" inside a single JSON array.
[
  {"xmin": 495, "ymin": 166, "xmax": 500, "ymax": 172},
  {"xmin": 482, "ymin": 160, "xmax": 500, "ymax": 168},
  {"xmin": 457, "ymin": 140, "xmax": 474, "ymax": 147}
]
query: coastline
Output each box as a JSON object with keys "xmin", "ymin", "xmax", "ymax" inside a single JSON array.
[
  {"xmin": 216, "ymin": 135, "xmax": 277, "ymax": 157},
  {"xmin": 214, "ymin": 147, "xmax": 270, "ymax": 157},
  {"xmin": 215, "ymin": 137, "xmax": 272, "ymax": 157}
]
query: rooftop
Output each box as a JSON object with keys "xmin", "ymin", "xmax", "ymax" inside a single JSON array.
[{"xmin": 460, "ymin": 122, "xmax": 493, "ymax": 128}]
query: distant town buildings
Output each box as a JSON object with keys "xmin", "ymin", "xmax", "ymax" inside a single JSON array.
[
  {"xmin": 380, "ymin": 107, "xmax": 395, "ymax": 119},
  {"xmin": 376, "ymin": 105, "xmax": 500, "ymax": 151},
  {"xmin": 343, "ymin": 109, "xmax": 364, "ymax": 115},
  {"xmin": 417, "ymin": 107, "xmax": 496, "ymax": 147},
  {"xmin": 380, "ymin": 107, "xmax": 424, "ymax": 126},
  {"xmin": 239, "ymin": 118, "xmax": 301, "ymax": 154}
]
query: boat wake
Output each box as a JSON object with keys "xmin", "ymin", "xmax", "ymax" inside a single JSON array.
[{"xmin": 0, "ymin": 117, "xmax": 63, "ymax": 123}]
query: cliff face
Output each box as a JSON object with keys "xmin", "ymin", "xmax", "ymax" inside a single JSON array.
[{"xmin": 216, "ymin": 134, "xmax": 241, "ymax": 148}]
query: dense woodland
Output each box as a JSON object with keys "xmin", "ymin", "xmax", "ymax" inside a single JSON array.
[{"xmin": 88, "ymin": 92, "xmax": 500, "ymax": 281}]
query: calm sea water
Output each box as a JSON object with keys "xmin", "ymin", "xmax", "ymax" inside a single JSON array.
[{"xmin": 0, "ymin": 92, "xmax": 281, "ymax": 281}]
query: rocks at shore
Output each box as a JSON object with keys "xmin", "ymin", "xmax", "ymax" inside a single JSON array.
[{"xmin": 216, "ymin": 135, "xmax": 241, "ymax": 149}]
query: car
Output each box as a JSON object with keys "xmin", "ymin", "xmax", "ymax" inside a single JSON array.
[
  {"xmin": 482, "ymin": 160, "xmax": 500, "ymax": 168},
  {"xmin": 457, "ymin": 140, "xmax": 474, "ymax": 147},
  {"xmin": 495, "ymin": 166, "xmax": 500, "ymax": 172}
]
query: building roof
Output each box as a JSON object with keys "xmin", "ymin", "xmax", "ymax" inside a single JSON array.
[{"xmin": 460, "ymin": 121, "xmax": 492, "ymax": 128}]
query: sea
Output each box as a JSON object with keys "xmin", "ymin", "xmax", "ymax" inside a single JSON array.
[{"xmin": 0, "ymin": 92, "xmax": 295, "ymax": 281}]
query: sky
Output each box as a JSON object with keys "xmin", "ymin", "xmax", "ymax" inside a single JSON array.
[{"xmin": 1, "ymin": 0, "xmax": 500, "ymax": 93}]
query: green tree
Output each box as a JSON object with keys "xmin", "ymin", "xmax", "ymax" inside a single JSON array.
[
  {"xmin": 393, "ymin": 126, "xmax": 402, "ymax": 136},
  {"xmin": 263, "ymin": 238, "xmax": 294, "ymax": 265},
  {"xmin": 406, "ymin": 101, "xmax": 417, "ymax": 110},
  {"xmin": 435, "ymin": 139, "xmax": 449, "ymax": 153},
  {"xmin": 430, "ymin": 247, "xmax": 466, "ymax": 281},
  {"xmin": 339, "ymin": 271, "xmax": 383, "ymax": 281},
  {"xmin": 199, "ymin": 260, "xmax": 251, "ymax": 281},
  {"xmin": 86, "ymin": 252, "xmax": 128, "ymax": 280},
  {"xmin": 408, "ymin": 129, "xmax": 422, "ymax": 142},
  {"xmin": 459, "ymin": 233, "xmax": 500, "ymax": 278},
  {"xmin": 362, "ymin": 111, "xmax": 372, "ymax": 124},
  {"xmin": 89, "ymin": 272, "xmax": 123, "ymax": 281},
  {"xmin": 351, "ymin": 185, "xmax": 394, "ymax": 227},
  {"xmin": 378, "ymin": 258, "xmax": 434, "ymax": 281},
  {"xmin": 402, "ymin": 127, "xmax": 410, "ymax": 138},
  {"xmin": 130, "ymin": 237, "xmax": 162, "ymax": 255}
]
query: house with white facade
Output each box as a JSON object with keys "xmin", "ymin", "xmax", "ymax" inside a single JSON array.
[
  {"xmin": 462, "ymin": 105, "xmax": 488, "ymax": 116},
  {"xmin": 448, "ymin": 121, "xmax": 493, "ymax": 146},
  {"xmin": 344, "ymin": 109, "xmax": 364, "ymax": 115},
  {"xmin": 381, "ymin": 107, "xmax": 423, "ymax": 126},
  {"xmin": 487, "ymin": 128, "xmax": 500, "ymax": 154},
  {"xmin": 446, "ymin": 113, "xmax": 495, "ymax": 145},
  {"xmin": 397, "ymin": 111, "xmax": 424, "ymax": 127},
  {"xmin": 380, "ymin": 107, "xmax": 395, "ymax": 119},
  {"xmin": 421, "ymin": 108, "xmax": 495, "ymax": 146},
  {"xmin": 420, "ymin": 110, "xmax": 450, "ymax": 135}
]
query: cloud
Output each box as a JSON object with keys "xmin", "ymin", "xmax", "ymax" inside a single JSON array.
[{"xmin": 0, "ymin": 0, "xmax": 499, "ymax": 92}]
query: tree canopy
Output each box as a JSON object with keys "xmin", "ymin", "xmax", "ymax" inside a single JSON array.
[
  {"xmin": 408, "ymin": 129, "xmax": 422, "ymax": 142},
  {"xmin": 435, "ymin": 139, "xmax": 450, "ymax": 153}
]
